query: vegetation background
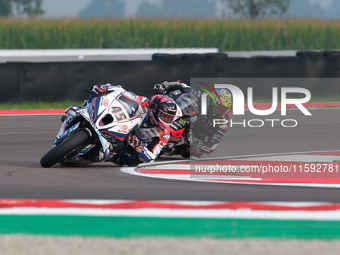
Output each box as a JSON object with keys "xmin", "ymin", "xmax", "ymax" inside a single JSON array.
[
  {"xmin": 0, "ymin": 0, "xmax": 339, "ymax": 109},
  {"xmin": 0, "ymin": 18, "xmax": 339, "ymax": 51},
  {"xmin": 0, "ymin": 0, "xmax": 339, "ymax": 51}
]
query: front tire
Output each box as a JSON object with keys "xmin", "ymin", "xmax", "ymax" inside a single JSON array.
[{"xmin": 40, "ymin": 130, "xmax": 89, "ymax": 168}]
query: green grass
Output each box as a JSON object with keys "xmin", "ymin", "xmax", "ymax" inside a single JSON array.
[
  {"xmin": 310, "ymin": 95, "xmax": 340, "ymax": 103},
  {"xmin": 248, "ymin": 95, "xmax": 340, "ymax": 104}
]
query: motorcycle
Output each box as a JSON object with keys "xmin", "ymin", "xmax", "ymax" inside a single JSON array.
[{"xmin": 40, "ymin": 88, "xmax": 146, "ymax": 168}]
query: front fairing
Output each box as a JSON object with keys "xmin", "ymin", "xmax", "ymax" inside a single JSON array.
[
  {"xmin": 54, "ymin": 89, "xmax": 147, "ymax": 163},
  {"xmin": 88, "ymin": 91, "xmax": 146, "ymax": 141}
]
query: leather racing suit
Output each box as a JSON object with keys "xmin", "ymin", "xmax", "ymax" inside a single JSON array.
[{"xmin": 153, "ymin": 81, "xmax": 232, "ymax": 159}]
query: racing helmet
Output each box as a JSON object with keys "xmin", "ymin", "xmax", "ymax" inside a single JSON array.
[
  {"xmin": 175, "ymin": 93, "xmax": 199, "ymax": 117},
  {"xmin": 149, "ymin": 95, "xmax": 178, "ymax": 130},
  {"xmin": 208, "ymin": 88, "xmax": 233, "ymax": 117}
]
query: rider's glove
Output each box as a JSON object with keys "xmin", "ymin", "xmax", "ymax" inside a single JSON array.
[
  {"xmin": 166, "ymin": 80, "xmax": 190, "ymax": 92},
  {"xmin": 92, "ymin": 83, "xmax": 109, "ymax": 96},
  {"xmin": 191, "ymin": 136, "xmax": 200, "ymax": 146},
  {"xmin": 128, "ymin": 135, "xmax": 144, "ymax": 148},
  {"xmin": 152, "ymin": 83, "xmax": 167, "ymax": 94},
  {"xmin": 200, "ymin": 142, "xmax": 216, "ymax": 154}
]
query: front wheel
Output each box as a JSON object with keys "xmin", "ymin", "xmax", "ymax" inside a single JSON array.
[{"xmin": 40, "ymin": 129, "xmax": 89, "ymax": 168}]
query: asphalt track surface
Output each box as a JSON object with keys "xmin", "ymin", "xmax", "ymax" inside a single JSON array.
[{"xmin": 1, "ymin": 108, "xmax": 339, "ymax": 201}]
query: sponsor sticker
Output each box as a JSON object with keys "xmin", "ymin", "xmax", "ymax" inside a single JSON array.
[
  {"xmin": 119, "ymin": 125, "xmax": 128, "ymax": 131},
  {"xmin": 162, "ymin": 134, "xmax": 170, "ymax": 140},
  {"xmin": 103, "ymin": 98, "xmax": 109, "ymax": 107}
]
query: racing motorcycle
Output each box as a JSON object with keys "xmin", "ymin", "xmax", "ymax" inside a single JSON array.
[
  {"xmin": 160, "ymin": 91, "xmax": 199, "ymax": 157},
  {"xmin": 40, "ymin": 88, "xmax": 146, "ymax": 168}
]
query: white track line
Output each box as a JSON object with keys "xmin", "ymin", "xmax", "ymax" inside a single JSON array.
[
  {"xmin": 2, "ymin": 207, "xmax": 340, "ymax": 220},
  {"xmin": 121, "ymin": 150, "xmax": 340, "ymax": 188}
]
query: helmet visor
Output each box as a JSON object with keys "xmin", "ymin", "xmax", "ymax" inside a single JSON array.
[
  {"xmin": 212, "ymin": 104, "xmax": 229, "ymax": 117},
  {"xmin": 158, "ymin": 111, "xmax": 176, "ymax": 125},
  {"xmin": 175, "ymin": 94, "xmax": 199, "ymax": 116}
]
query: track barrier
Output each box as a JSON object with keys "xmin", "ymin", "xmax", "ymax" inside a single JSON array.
[{"xmin": 1, "ymin": 51, "xmax": 340, "ymax": 103}]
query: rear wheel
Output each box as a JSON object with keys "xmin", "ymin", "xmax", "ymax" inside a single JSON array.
[{"xmin": 40, "ymin": 130, "xmax": 89, "ymax": 168}]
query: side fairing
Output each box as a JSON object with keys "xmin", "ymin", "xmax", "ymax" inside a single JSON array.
[{"xmin": 91, "ymin": 92, "xmax": 147, "ymax": 142}]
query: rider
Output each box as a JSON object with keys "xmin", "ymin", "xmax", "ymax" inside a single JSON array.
[
  {"xmin": 90, "ymin": 82, "xmax": 179, "ymax": 166},
  {"xmin": 152, "ymin": 81, "xmax": 233, "ymax": 159}
]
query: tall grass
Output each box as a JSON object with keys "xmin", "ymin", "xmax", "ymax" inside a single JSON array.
[{"xmin": 0, "ymin": 18, "xmax": 340, "ymax": 50}]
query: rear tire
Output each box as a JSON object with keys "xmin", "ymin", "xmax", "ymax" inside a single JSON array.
[{"xmin": 40, "ymin": 130, "xmax": 89, "ymax": 168}]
